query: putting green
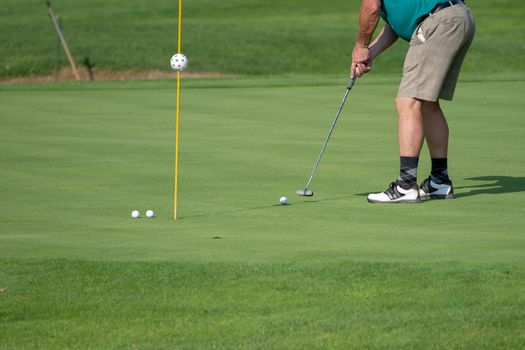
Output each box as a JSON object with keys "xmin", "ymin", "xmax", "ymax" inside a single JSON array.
[{"xmin": 0, "ymin": 75, "xmax": 523, "ymax": 264}]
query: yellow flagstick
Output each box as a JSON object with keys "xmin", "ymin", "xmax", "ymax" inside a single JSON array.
[{"xmin": 173, "ymin": 0, "xmax": 183, "ymax": 220}]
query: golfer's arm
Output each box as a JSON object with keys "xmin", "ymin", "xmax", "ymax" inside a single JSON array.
[
  {"xmin": 368, "ymin": 24, "xmax": 399, "ymax": 59},
  {"xmin": 355, "ymin": 0, "xmax": 381, "ymax": 48}
]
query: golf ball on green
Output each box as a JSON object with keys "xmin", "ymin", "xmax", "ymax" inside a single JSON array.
[
  {"xmin": 131, "ymin": 210, "xmax": 140, "ymax": 218},
  {"xmin": 146, "ymin": 210, "xmax": 155, "ymax": 218},
  {"xmin": 280, "ymin": 196, "xmax": 288, "ymax": 205}
]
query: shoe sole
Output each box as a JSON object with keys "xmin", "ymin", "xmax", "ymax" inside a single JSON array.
[
  {"xmin": 420, "ymin": 193, "xmax": 454, "ymax": 200},
  {"xmin": 367, "ymin": 198, "xmax": 422, "ymax": 204}
]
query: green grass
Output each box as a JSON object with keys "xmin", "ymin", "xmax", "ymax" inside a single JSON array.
[
  {"xmin": 2, "ymin": 0, "xmax": 524, "ymax": 347},
  {"xmin": 1, "ymin": 0, "xmax": 524, "ymax": 77},
  {"xmin": 1, "ymin": 75, "xmax": 525, "ymax": 348},
  {"xmin": 2, "ymin": 260, "xmax": 524, "ymax": 349}
]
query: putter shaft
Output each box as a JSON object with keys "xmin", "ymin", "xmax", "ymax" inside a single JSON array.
[{"xmin": 301, "ymin": 77, "xmax": 357, "ymax": 194}]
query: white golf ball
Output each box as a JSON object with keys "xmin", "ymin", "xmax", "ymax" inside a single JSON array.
[
  {"xmin": 146, "ymin": 210, "xmax": 155, "ymax": 218},
  {"xmin": 279, "ymin": 196, "xmax": 288, "ymax": 205},
  {"xmin": 170, "ymin": 53, "xmax": 188, "ymax": 71},
  {"xmin": 131, "ymin": 210, "xmax": 140, "ymax": 218}
]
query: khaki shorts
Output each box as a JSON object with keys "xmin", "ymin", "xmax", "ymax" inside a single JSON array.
[{"xmin": 398, "ymin": 3, "xmax": 475, "ymax": 101}]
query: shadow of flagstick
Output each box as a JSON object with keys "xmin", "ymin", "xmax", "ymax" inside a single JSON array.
[{"xmin": 178, "ymin": 195, "xmax": 353, "ymax": 219}]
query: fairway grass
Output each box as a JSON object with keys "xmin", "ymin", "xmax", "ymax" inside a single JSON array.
[
  {"xmin": 2, "ymin": 260, "xmax": 524, "ymax": 349},
  {"xmin": 1, "ymin": 75, "xmax": 524, "ymax": 348}
]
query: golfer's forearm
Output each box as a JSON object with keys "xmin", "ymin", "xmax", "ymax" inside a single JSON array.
[
  {"xmin": 355, "ymin": 0, "xmax": 381, "ymax": 48},
  {"xmin": 369, "ymin": 25, "xmax": 399, "ymax": 59}
]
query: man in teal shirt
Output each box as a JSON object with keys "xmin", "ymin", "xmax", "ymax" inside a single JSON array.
[{"xmin": 351, "ymin": 0, "xmax": 475, "ymax": 203}]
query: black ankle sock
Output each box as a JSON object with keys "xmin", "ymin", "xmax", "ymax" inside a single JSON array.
[
  {"xmin": 397, "ymin": 156, "xmax": 419, "ymax": 189},
  {"xmin": 430, "ymin": 158, "xmax": 450, "ymax": 184}
]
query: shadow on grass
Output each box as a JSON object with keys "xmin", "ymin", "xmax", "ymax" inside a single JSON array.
[
  {"xmin": 455, "ymin": 176, "xmax": 525, "ymax": 198},
  {"xmin": 181, "ymin": 175, "xmax": 525, "ymax": 219},
  {"xmin": 354, "ymin": 176, "xmax": 525, "ymax": 200},
  {"xmin": 181, "ymin": 195, "xmax": 351, "ymax": 219}
]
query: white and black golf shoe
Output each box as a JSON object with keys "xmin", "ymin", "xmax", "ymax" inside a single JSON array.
[
  {"xmin": 419, "ymin": 177, "xmax": 454, "ymax": 199},
  {"xmin": 367, "ymin": 181, "xmax": 421, "ymax": 204}
]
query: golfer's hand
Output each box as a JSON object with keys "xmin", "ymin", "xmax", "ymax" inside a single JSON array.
[
  {"xmin": 351, "ymin": 45, "xmax": 372, "ymax": 78},
  {"xmin": 351, "ymin": 61, "xmax": 373, "ymax": 78}
]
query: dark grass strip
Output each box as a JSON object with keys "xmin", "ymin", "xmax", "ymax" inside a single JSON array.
[{"xmin": 1, "ymin": 259, "xmax": 524, "ymax": 349}]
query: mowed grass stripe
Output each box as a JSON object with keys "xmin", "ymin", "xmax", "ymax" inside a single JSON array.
[{"xmin": 1, "ymin": 259, "xmax": 524, "ymax": 349}]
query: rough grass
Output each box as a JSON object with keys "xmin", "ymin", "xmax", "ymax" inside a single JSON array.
[
  {"xmin": 2, "ymin": 259, "xmax": 524, "ymax": 349},
  {"xmin": 1, "ymin": 0, "xmax": 524, "ymax": 78}
]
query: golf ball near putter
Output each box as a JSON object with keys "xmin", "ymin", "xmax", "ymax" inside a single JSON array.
[
  {"xmin": 170, "ymin": 53, "xmax": 188, "ymax": 71},
  {"xmin": 146, "ymin": 210, "xmax": 155, "ymax": 218},
  {"xmin": 131, "ymin": 210, "xmax": 140, "ymax": 218},
  {"xmin": 279, "ymin": 196, "xmax": 288, "ymax": 205}
]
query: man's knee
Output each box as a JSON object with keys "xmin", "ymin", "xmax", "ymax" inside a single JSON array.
[{"xmin": 396, "ymin": 96, "xmax": 423, "ymax": 115}]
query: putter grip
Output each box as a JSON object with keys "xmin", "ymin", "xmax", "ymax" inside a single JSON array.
[{"xmin": 347, "ymin": 76, "xmax": 357, "ymax": 90}]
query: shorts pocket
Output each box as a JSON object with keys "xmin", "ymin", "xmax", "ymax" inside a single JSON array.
[{"xmin": 410, "ymin": 17, "xmax": 439, "ymax": 46}]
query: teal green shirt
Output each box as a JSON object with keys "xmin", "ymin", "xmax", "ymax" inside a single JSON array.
[{"xmin": 380, "ymin": 0, "xmax": 443, "ymax": 41}]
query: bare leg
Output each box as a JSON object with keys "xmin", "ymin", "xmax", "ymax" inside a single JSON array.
[
  {"xmin": 422, "ymin": 101, "xmax": 449, "ymax": 158},
  {"xmin": 366, "ymin": 96, "xmax": 425, "ymax": 202},
  {"xmin": 396, "ymin": 96, "xmax": 424, "ymax": 157},
  {"xmin": 366, "ymin": 96, "xmax": 426, "ymax": 202}
]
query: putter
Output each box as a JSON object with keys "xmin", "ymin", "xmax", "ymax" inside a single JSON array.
[{"xmin": 296, "ymin": 76, "xmax": 357, "ymax": 197}]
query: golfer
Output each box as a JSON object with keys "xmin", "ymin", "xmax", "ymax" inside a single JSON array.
[{"xmin": 351, "ymin": 0, "xmax": 475, "ymax": 203}]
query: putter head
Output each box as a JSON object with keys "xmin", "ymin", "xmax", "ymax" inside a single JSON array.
[{"xmin": 296, "ymin": 189, "xmax": 314, "ymax": 197}]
